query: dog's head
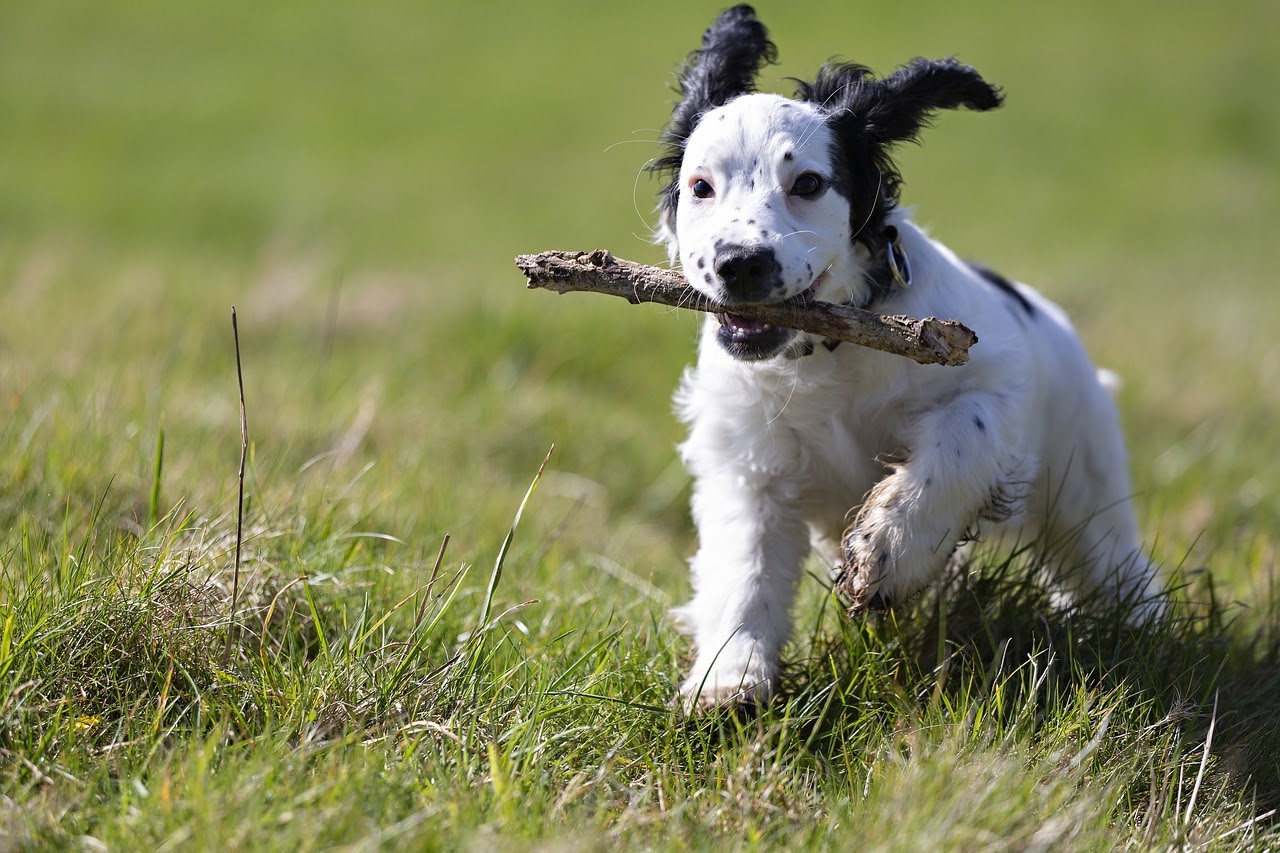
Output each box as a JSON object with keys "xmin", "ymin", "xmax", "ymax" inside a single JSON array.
[{"xmin": 653, "ymin": 4, "xmax": 1003, "ymax": 360}]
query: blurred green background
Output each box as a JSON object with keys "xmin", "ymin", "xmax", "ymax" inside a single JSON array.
[
  {"xmin": 3, "ymin": 1, "xmax": 1276, "ymax": 267},
  {"xmin": 1, "ymin": 0, "xmax": 1278, "ymax": 598}
]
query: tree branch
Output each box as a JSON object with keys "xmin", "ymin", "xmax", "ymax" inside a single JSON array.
[{"xmin": 515, "ymin": 249, "xmax": 976, "ymax": 366}]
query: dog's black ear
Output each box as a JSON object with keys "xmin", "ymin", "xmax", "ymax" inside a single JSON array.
[
  {"xmin": 666, "ymin": 5, "xmax": 777, "ymax": 144},
  {"xmin": 865, "ymin": 57, "xmax": 1003, "ymax": 146},
  {"xmin": 652, "ymin": 6, "xmax": 777, "ymax": 216},
  {"xmin": 798, "ymin": 59, "xmax": 1001, "ymax": 244},
  {"xmin": 801, "ymin": 57, "xmax": 1001, "ymax": 147}
]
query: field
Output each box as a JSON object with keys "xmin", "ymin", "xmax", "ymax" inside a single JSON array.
[{"xmin": 2, "ymin": 0, "xmax": 1279, "ymax": 848}]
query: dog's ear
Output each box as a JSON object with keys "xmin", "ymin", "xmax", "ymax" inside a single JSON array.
[
  {"xmin": 798, "ymin": 59, "xmax": 1001, "ymax": 242},
  {"xmin": 652, "ymin": 5, "xmax": 776, "ymax": 246},
  {"xmin": 664, "ymin": 5, "xmax": 777, "ymax": 147},
  {"xmin": 865, "ymin": 58, "xmax": 1003, "ymax": 145},
  {"xmin": 802, "ymin": 58, "xmax": 1002, "ymax": 147}
]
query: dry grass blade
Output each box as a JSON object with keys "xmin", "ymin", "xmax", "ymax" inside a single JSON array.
[{"xmin": 225, "ymin": 306, "xmax": 249, "ymax": 664}]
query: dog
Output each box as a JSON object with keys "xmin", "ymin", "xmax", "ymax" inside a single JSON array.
[{"xmin": 650, "ymin": 5, "xmax": 1164, "ymax": 713}]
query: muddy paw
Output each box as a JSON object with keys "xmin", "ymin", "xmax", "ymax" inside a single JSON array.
[
  {"xmin": 836, "ymin": 529, "xmax": 893, "ymax": 615},
  {"xmin": 834, "ymin": 561, "xmax": 886, "ymax": 615}
]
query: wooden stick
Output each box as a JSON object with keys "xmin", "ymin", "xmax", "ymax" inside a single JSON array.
[{"xmin": 515, "ymin": 250, "xmax": 976, "ymax": 366}]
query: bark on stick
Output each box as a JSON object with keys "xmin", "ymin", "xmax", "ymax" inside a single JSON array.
[{"xmin": 515, "ymin": 249, "xmax": 976, "ymax": 366}]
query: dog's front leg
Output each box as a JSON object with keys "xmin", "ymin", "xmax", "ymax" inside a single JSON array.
[
  {"xmin": 838, "ymin": 394, "xmax": 1028, "ymax": 612},
  {"xmin": 672, "ymin": 475, "xmax": 808, "ymax": 714}
]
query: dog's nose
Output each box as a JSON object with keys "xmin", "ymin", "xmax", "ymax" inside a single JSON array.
[{"xmin": 713, "ymin": 245, "xmax": 781, "ymax": 302}]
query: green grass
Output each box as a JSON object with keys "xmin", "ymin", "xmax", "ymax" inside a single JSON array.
[{"xmin": 2, "ymin": 0, "xmax": 1279, "ymax": 848}]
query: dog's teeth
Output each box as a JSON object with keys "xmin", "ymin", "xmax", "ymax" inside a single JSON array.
[{"xmin": 717, "ymin": 312, "xmax": 773, "ymax": 338}]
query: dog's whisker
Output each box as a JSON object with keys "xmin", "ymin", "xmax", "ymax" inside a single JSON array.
[
  {"xmin": 795, "ymin": 107, "xmax": 834, "ymax": 150},
  {"xmin": 631, "ymin": 159, "xmax": 662, "ymax": 235},
  {"xmin": 849, "ymin": 168, "xmax": 884, "ymax": 244},
  {"xmin": 603, "ymin": 128, "xmax": 668, "ymax": 155},
  {"xmin": 766, "ymin": 360, "xmax": 802, "ymax": 426}
]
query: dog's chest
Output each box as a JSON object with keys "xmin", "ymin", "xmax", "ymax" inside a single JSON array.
[{"xmin": 746, "ymin": 362, "xmax": 912, "ymax": 493}]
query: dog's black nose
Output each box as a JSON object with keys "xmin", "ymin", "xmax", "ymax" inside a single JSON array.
[{"xmin": 713, "ymin": 245, "xmax": 781, "ymax": 302}]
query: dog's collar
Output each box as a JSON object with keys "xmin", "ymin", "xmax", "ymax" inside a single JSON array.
[{"xmin": 787, "ymin": 226, "xmax": 910, "ymax": 359}]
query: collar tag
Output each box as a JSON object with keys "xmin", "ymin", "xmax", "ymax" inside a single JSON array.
[{"xmin": 885, "ymin": 225, "xmax": 911, "ymax": 287}]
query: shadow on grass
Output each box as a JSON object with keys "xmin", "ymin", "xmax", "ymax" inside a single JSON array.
[{"xmin": 758, "ymin": 550, "xmax": 1280, "ymax": 817}]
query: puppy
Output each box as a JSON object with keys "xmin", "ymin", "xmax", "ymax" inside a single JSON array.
[{"xmin": 651, "ymin": 5, "xmax": 1163, "ymax": 713}]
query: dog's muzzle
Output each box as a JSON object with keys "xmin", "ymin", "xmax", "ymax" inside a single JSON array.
[
  {"xmin": 713, "ymin": 244, "xmax": 783, "ymax": 303},
  {"xmin": 709, "ymin": 244, "xmax": 798, "ymax": 360}
]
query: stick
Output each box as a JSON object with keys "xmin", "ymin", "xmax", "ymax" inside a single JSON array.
[{"xmin": 515, "ymin": 250, "xmax": 977, "ymax": 366}]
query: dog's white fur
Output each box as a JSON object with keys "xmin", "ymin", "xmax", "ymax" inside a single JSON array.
[{"xmin": 660, "ymin": 93, "xmax": 1162, "ymax": 712}]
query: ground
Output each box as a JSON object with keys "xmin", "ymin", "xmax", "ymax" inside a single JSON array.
[{"xmin": 1, "ymin": 0, "xmax": 1279, "ymax": 848}]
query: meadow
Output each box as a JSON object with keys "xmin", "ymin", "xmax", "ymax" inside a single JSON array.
[{"xmin": 2, "ymin": 0, "xmax": 1279, "ymax": 847}]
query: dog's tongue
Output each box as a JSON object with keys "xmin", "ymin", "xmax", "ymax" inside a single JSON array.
[{"xmin": 717, "ymin": 312, "xmax": 772, "ymax": 336}]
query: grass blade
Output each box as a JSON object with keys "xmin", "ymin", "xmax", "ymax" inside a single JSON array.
[{"xmin": 478, "ymin": 446, "xmax": 552, "ymax": 629}]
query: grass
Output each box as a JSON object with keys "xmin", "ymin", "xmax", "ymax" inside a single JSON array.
[{"xmin": 2, "ymin": 0, "xmax": 1279, "ymax": 848}]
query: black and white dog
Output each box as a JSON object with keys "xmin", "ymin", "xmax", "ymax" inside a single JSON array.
[{"xmin": 652, "ymin": 6, "xmax": 1162, "ymax": 713}]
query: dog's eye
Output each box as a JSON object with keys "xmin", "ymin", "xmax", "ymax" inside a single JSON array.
[
  {"xmin": 790, "ymin": 173, "xmax": 824, "ymax": 198},
  {"xmin": 690, "ymin": 179, "xmax": 715, "ymax": 199}
]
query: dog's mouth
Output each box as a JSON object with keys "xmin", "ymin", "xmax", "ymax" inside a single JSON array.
[
  {"xmin": 714, "ymin": 313, "xmax": 795, "ymax": 361},
  {"xmin": 713, "ymin": 270, "xmax": 828, "ymax": 361},
  {"xmin": 715, "ymin": 312, "xmax": 775, "ymax": 338}
]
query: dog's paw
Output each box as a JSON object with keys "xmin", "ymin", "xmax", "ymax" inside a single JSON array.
[
  {"xmin": 834, "ymin": 530, "xmax": 892, "ymax": 615},
  {"xmin": 674, "ymin": 683, "xmax": 760, "ymax": 720},
  {"xmin": 837, "ymin": 473, "xmax": 965, "ymax": 614},
  {"xmin": 675, "ymin": 667, "xmax": 773, "ymax": 718},
  {"xmin": 837, "ymin": 490, "xmax": 902, "ymax": 614}
]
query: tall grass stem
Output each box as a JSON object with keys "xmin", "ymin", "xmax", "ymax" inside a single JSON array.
[{"xmin": 225, "ymin": 306, "xmax": 248, "ymax": 664}]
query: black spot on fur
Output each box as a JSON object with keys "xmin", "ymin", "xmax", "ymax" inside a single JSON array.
[
  {"xmin": 746, "ymin": 218, "xmax": 756, "ymax": 225},
  {"xmin": 969, "ymin": 261, "xmax": 1036, "ymax": 318},
  {"xmin": 783, "ymin": 151, "xmax": 794, "ymax": 161},
  {"xmin": 704, "ymin": 272, "xmax": 713, "ymax": 284},
  {"xmin": 696, "ymin": 256, "xmax": 706, "ymax": 269},
  {"xmin": 974, "ymin": 416, "xmax": 986, "ymax": 432}
]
